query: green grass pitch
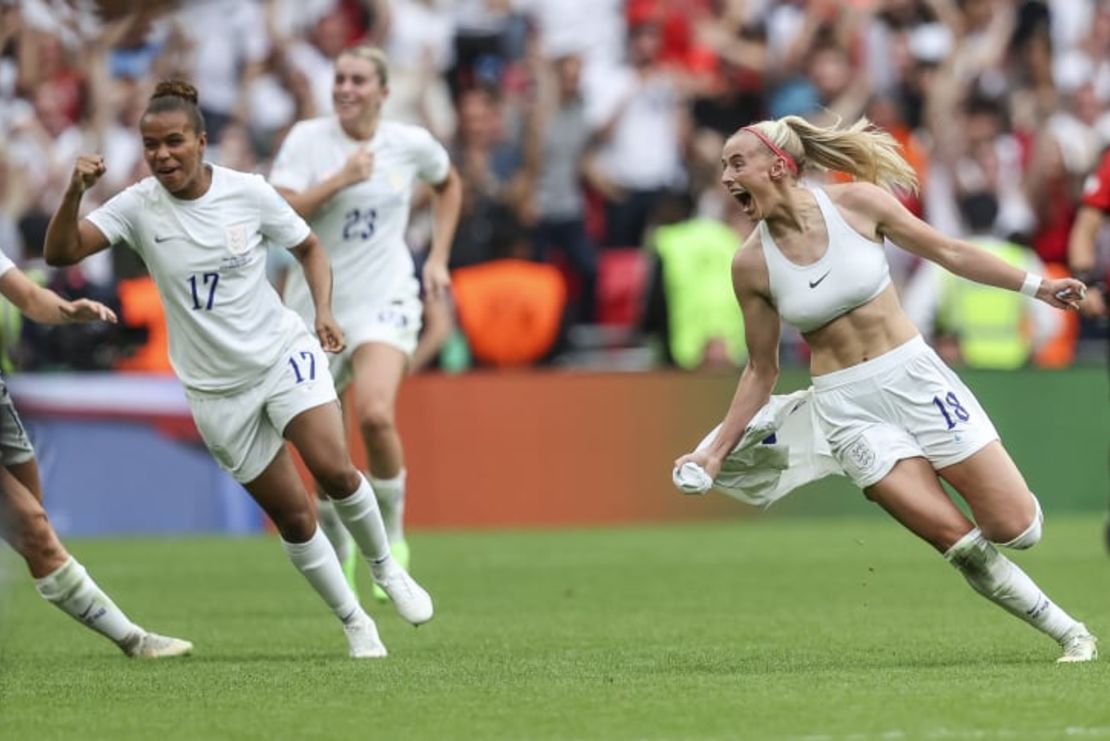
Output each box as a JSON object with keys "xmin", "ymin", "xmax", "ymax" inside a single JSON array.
[{"xmin": 2, "ymin": 515, "xmax": 1109, "ymax": 740}]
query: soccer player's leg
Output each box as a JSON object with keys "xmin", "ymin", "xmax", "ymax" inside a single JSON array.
[
  {"xmin": 941, "ymin": 442, "xmax": 1097, "ymax": 662},
  {"xmin": 349, "ymin": 342, "xmax": 412, "ymax": 604},
  {"xmin": 283, "ymin": 393, "xmax": 433, "ymax": 627},
  {"xmin": 241, "ymin": 445, "xmax": 385, "ymax": 658},
  {"xmin": 1, "ymin": 461, "xmax": 192, "ymax": 659},
  {"xmin": 867, "ymin": 454, "xmax": 1094, "ymax": 662}
]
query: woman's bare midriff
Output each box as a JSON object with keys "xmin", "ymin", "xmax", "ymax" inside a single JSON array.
[{"xmin": 804, "ymin": 285, "xmax": 921, "ymax": 376}]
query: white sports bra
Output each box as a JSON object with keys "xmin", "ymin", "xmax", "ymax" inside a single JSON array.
[{"xmin": 758, "ymin": 187, "xmax": 891, "ymax": 332}]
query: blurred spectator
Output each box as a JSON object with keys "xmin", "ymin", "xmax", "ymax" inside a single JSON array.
[
  {"xmin": 525, "ymin": 52, "xmax": 598, "ymax": 324},
  {"xmin": 1067, "ymin": 146, "xmax": 1110, "ymax": 324},
  {"xmin": 169, "ymin": 0, "xmax": 269, "ymax": 146},
  {"xmin": 449, "ymin": 84, "xmax": 527, "ymax": 268},
  {"xmin": 380, "ymin": 0, "xmax": 457, "ymax": 142},
  {"xmin": 903, "ymin": 190, "xmax": 1058, "ymax": 368},
  {"xmin": 584, "ymin": 16, "xmax": 688, "ymax": 248},
  {"xmin": 642, "ymin": 191, "xmax": 746, "ymax": 370}
]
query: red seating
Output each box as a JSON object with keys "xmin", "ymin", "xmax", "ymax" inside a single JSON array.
[{"xmin": 595, "ymin": 248, "xmax": 649, "ymax": 327}]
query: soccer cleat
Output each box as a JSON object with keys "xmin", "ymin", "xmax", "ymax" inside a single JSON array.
[
  {"xmin": 344, "ymin": 613, "xmax": 387, "ymax": 659},
  {"xmin": 1057, "ymin": 628, "xmax": 1098, "ymax": 663},
  {"xmin": 341, "ymin": 547, "xmax": 360, "ymax": 598},
  {"xmin": 372, "ymin": 539, "xmax": 410, "ymax": 604},
  {"xmin": 373, "ymin": 556, "xmax": 433, "ymax": 626},
  {"xmin": 120, "ymin": 631, "xmax": 194, "ymax": 659}
]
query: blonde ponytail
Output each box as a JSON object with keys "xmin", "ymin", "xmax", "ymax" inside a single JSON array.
[{"xmin": 745, "ymin": 116, "xmax": 919, "ymax": 194}]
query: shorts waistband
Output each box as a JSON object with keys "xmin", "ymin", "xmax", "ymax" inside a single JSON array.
[{"xmin": 812, "ymin": 334, "xmax": 928, "ymax": 391}]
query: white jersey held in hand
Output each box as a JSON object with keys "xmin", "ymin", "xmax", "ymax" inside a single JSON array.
[
  {"xmin": 673, "ymin": 388, "xmax": 845, "ymax": 508},
  {"xmin": 270, "ymin": 117, "xmax": 450, "ymax": 323},
  {"xmin": 86, "ymin": 164, "xmax": 312, "ymax": 393}
]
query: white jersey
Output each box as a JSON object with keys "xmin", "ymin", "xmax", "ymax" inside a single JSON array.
[
  {"xmin": 0, "ymin": 251, "xmax": 14, "ymax": 278},
  {"xmin": 270, "ymin": 117, "xmax": 450, "ymax": 320},
  {"xmin": 87, "ymin": 164, "xmax": 312, "ymax": 393}
]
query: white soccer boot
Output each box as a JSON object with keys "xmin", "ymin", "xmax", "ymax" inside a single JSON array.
[
  {"xmin": 1057, "ymin": 626, "xmax": 1098, "ymax": 663},
  {"xmin": 344, "ymin": 613, "xmax": 388, "ymax": 658},
  {"xmin": 121, "ymin": 631, "xmax": 194, "ymax": 659},
  {"xmin": 372, "ymin": 559, "xmax": 434, "ymax": 626}
]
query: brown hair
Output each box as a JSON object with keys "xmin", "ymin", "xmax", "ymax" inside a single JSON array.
[
  {"xmin": 337, "ymin": 44, "xmax": 390, "ymax": 87},
  {"xmin": 144, "ymin": 79, "xmax": 206, "ymax": 134},
  {"xmin": 739, "ymin": 115, "xmax": 919, "ymax": 193}
]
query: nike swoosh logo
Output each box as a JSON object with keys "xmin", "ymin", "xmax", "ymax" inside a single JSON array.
[
  {"xmin": 808, "ymin": 270, "xmax": 831, "ymax": 288},
  {"xmin": 153, "ymin": 234, "xmax": 175, "ymax": 243}
]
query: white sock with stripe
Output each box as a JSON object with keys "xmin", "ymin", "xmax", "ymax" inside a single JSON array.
[
  {"xmin": 35, "ymin": 557, "xmax": 141, "ymax": 645},
  {"xmin": 945, "ymin": 528, "xmax": 1080, "ymax": 642}
]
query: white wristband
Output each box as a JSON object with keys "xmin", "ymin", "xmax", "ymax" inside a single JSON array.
[{"xmin": 1019, "ymin": 273, "xmax": 1042, "ymax": 298}]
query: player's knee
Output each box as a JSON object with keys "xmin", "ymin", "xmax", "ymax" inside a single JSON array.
[
  {"xmin": 313, "ymin": 463, "xmax": 361, "ymax": 499},
  {"xmin": 357, "ymin": 402, "xmax": 394, "ymax": 440},
  {"xmin": 274, "ymin": 508, "xmax": 316, "ymax": 543},
  {"xmin": 991, "ymin": 493, "xmax": 1044, "ymax": 550}
]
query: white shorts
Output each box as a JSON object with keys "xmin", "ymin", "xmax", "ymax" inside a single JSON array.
[
  {"xmin": 186, "ymin": 330, "xmax": 338, "ymax": 483},
  {"xmin": 812, "ymin": 335, "xmax": 999, "ymax": 489},
  {"xmin": 329, "ymin": 278, "xmax": 422, "ymax": 393},
  {"xmin": 0, "ymin": 381, "xmax": 35, "ymax": 466}
]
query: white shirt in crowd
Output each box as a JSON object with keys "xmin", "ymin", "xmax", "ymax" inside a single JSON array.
[
  {"xmin": 87, "ymin": 165, "xmax": 311, "ymax": 393},
  {"xmin": 269, "ymin": 118, "xmax": 450, "ymax": 316}
]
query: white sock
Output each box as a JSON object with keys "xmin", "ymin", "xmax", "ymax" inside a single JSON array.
[
  {"xmin": 371, "ymin": 470, "xmax": 406, "ymax": 543},
  {"xmin": 331, "ymin": 474, "xmax": 392, "ymax": 574},
  {"xmin": 280, "ymin": 527, "xmax": 363, "ymax": 624},
  {"xmin": 34, "ymin": 557, "xmax": 141, "ymax": 645},
  {"xmin": 945, "ymin": 528, "xmax": 1081, "ymax": 643},
  {"xmin": 316, "ymin": 496, "xmax": 355, "ymax": 563}
]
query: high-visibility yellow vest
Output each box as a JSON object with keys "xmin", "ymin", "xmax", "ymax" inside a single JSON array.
[
  {"xmin": 653, "ymin": 219, "xmax": 746, "ymax": 369},
  {"xmin": 939, "ymin": 239, "xmax": 1031, "ymax": 369}
]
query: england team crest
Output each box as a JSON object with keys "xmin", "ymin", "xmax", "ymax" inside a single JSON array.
[{"xmin": 225, "ymin": 225, "xmax": 248, "ymax": 254}]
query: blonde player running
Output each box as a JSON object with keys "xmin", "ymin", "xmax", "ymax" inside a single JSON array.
[
  {"xmin": 676, "ymin": 116, "xmax": 1096, "ymax": 663},
  {"xmin": 0, "ymin": 252, "xmax": 191, "ymax": 658},
  {"xmin": 44, "ymin": 81, "xmax": 433, "ymax": 658},
  {"xmin": 270, "ymin": 45, "xmax": 461, "ymax": 599}
]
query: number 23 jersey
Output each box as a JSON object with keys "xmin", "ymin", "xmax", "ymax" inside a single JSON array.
[
  {"xmin": 87, "ymin": 164, "xmax": 312, "ymax": 393},
  {"xmin": 269, "ymin": 117, "xmax": 450, "ymax": 320}
]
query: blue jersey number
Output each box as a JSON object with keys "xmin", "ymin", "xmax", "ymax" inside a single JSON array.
[
  {"xmin": 931, "ymin": 391, "xmax": 970, "ymax": 430},
  {"xmin": 189, "ymin": 272, "xmax": 219, "ymax": 310},
  {"xmin": 342, "ymin": 208, "xmax": 377, "ymax": 241},
  {"xmin": 288, "ymin": 351, "xmax": 317, "ymax": 384}
]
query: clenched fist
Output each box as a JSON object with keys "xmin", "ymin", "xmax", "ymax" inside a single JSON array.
[{"xmin": 71, "ymin": 154, "xmax": 107, "ymax": 194}]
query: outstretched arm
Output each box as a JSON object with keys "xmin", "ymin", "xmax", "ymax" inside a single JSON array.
[
  {"xmin": 675, "ymin": 240, "xmax": 781, "ymax": 479},
  {"xmin": 847, "ymin": 182, "xmax": 1087, "ymax": 310},
  {"xmin": 44, "ymin": 154, "xmax": 113, "ymax": 266},
  {"xmin": 0, "ymin": 268, "xmax": 117, "ymax": 325}
]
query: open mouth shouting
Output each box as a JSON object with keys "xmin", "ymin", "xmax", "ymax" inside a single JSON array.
[{"xmin": 731, "ymin": 186, "xmax": 755, "ymax": 215}]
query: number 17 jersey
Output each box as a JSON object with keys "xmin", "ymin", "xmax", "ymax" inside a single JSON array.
[{"xmin": 87, "ymin": 165, "xmax": 312, "ymax": 393}]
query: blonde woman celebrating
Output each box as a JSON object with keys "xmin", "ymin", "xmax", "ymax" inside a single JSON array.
[{"xmin": 676, "ymin": 115, "xmax": 1096, "ymax": 663}]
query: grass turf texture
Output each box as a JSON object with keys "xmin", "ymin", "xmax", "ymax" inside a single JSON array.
[{"xmin": 1, "ymin": 516, "xmax": 1108, "ymax": 740}]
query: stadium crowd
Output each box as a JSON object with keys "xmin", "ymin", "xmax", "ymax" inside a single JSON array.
[{"xmin": 0, "ymin": 0, "xmax": 1107, "ymax": 372}]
